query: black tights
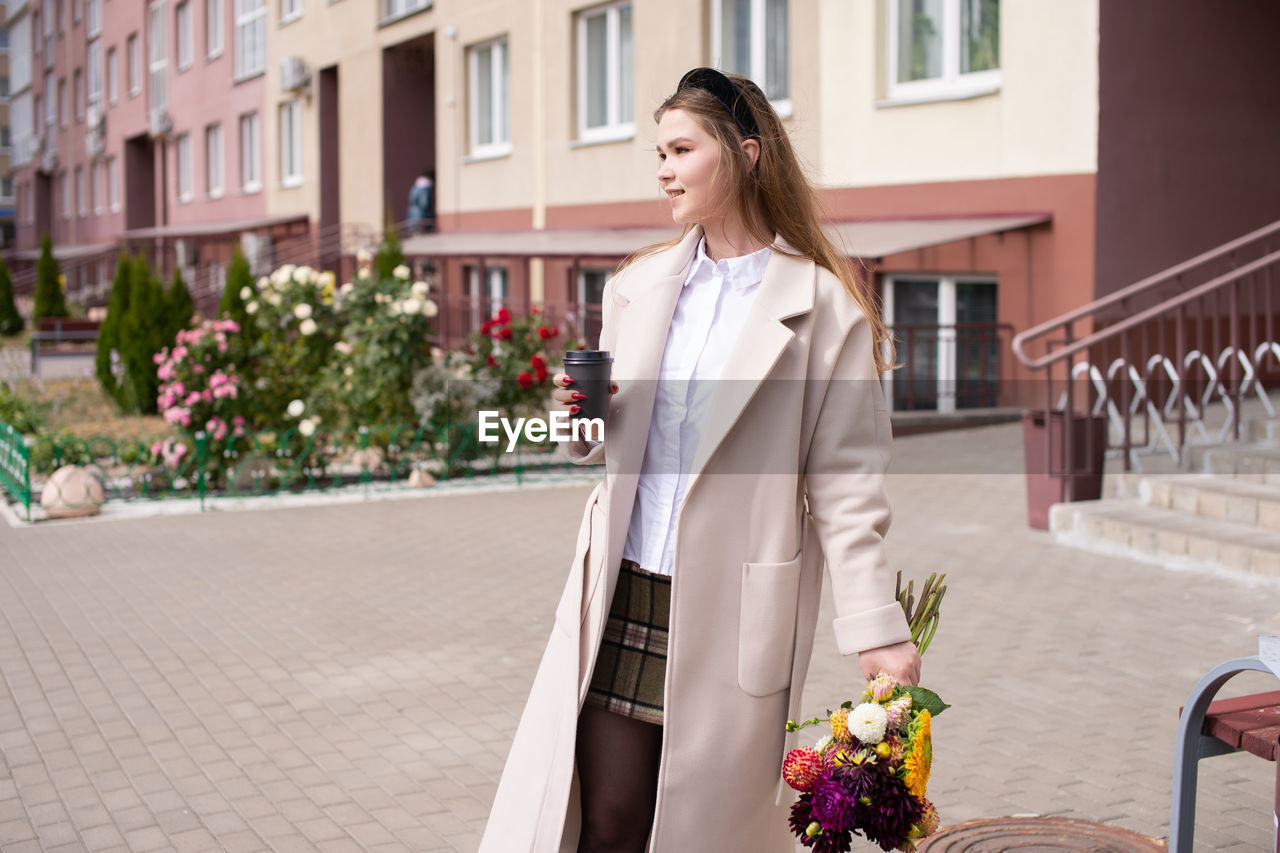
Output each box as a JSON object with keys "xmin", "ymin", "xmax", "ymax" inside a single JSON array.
[{"xmin": 575, "ymin": 705, "xmax": 663, "ymax": 853}]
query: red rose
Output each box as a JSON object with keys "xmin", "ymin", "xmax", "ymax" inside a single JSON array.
[
  {"xmin": 486, "ymin": 354, "xmax": 498, "ymax": 368},
  {"xmin": 535, "ymin": 365, "xmax": 549, "ymax": 382},
  {"xmin": 516, "ymin": 372, "xmax": 534, "ymax": 389},
  {"xmin": 497, "ymin": 307, "xmax": 512, "ymax": 324},
  {"xmin": 526, "ymin": 335, "xmax": 533, "ymax": 343},
  {"xmin": 499, "ymin": 328, "xmax": 513, "ymax": 340},
  {"xmin": 481, "ymin": 320, "xmax": 494, "ymax": 335},
  {"xmin": 530, "ymin": 354, "xmax": 546, "ymax": 369},
  {"xmin": 531, "ymin": 305, "xmax": 542, "ymax": 315},
  {"xmin": 538, "ymin": 325, "xmax": 553, "ymax": 340},
  {"xmin": 551, "ymin": 326, "xmax": 560, "ymax": 337}
]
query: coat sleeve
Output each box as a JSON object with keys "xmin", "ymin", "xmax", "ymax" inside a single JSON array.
[
  {"xmin": 803, "ymin": 313, "xmax": 912, "ymax": 656},
  {"xmin": 564, "ymin": 273, "xmax": 619, "ymax": 466}
]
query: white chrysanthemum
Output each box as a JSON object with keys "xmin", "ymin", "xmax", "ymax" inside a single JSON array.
[
  {"xmin": 287, "ymin": 399, "xmax": 305, "ymax": 418},
  {"xmin": 411, "ymin": 281, "xmax": 429, "ymax": 297},
  {"xmin": 245, "ymin": 301, "xmax": 259, "ymax": 315},
  {"xmin": 402, "ymin": 297, "xmax": 422, "ymax": 315},
  {"xmin": 420, "ymin": 299, "xmax": 439, "ymax": 318},
  {"xmin": 848, "ymin": 702, "xmax": 889, "ymax": 744},
  {"xmin": 239, "ymin": 286, "xmax": 253, "ymax": 300},
  {"xmin": 393, "ymin": 264, "xmax": 410, "ymax": 280},
  {"xmin": 265, "ymin": 291, "xmax": 282, "ymax": 307},
  {"xmin": 299, "ymin": 318, "xmax": 318, "ymax": 336},
  {"xmin": 814, "ymin": 734, "xmax": 833, "ymax": 754},
  {"xmin": 293, "ymin": 303, "xmax": 313, "ymax": 320},
  {"xmin": 298, "ymin": 418, "xmax": 317, "ymax": 437}
]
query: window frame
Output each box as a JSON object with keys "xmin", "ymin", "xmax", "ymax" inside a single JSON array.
[
  {"xmin": 87, "ymin": 40, "xmax": 103, "ymax": 105},
  {"xmin": 75, "ymin": 165, "xmax": 86, "ymax": 217},
  {"xmin": 278, "ymin": 99, "xmax": 302, "ymax": 188},
  {"xmin": 106, "ymin": 46, "xmax": 118, "ymax": 102},
  {"xmin": 91, "ymin": 160, "xmax": 102, "ymax": 214},
  {"xmin": 709, "ymin": 0, "xmax": 790, "ymax": 116},
  {"xmin": 280, "ymin": 0, "xmax": 301, "ymax": 25},
  {"xmin": 575, "ymin": 0, "xmax": 634, "ymax": 145},
  {"xmin": 206, "ymin": 0, "xmax": 224, "ymax": 58},
  {"xmin": 380, "ymin": 0, "xmax": 429, "ymax": 25},
  {"xmin": 127, "ymin": 34, "xmax": 141, "ymax": 97},
  {"xmin": 466, "ymin": 36, "xmax": 511, "ymax": 160},
  {"xmin": 884, "ymin": 0, "xmax": 1001, "ymax": 106},
  {"xmin": 176, "ymin": 0, "xmax": 193, "ymax": 70},
  {"xmin": 206, "ymin": 122, "xmax": 224, "ymax": 198},
  {"xmin": 73, "ymin": 69, "xmax": 83, "ymax": 121},
  {"xmin": 108, "ymin": 155, "xmax": 120, "ymax": 212},
  {"xmin": 176, "ymin": 131, "xmax": 193, "ymax": 202},
  {"xmin": 86, "ymin": 0, "xmax": 102, "ymax": 38},
  {"xmin": 147, "ymin": 1, "xmax": 168, "ymax": 113},
  {"xmin": 233, "ymin": 0, "xmax": 266, "ymax": 81},
  {"xmin": 240, "ymin": 111, "xmax": 261, "ymax": 193}
]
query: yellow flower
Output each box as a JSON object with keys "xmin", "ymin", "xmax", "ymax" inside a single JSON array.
[
  {"xmin": 829, "ymin": 708, "xmax": 854, "ymax": 743},
  {"xmin": 903, "ymin": 710, "xmax": 932, "ymax": 798}
]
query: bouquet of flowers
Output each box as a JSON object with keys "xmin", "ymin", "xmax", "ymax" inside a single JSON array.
[{"xmin": 782, "ymin": 573, "xmax": 948, "ymax": 852}]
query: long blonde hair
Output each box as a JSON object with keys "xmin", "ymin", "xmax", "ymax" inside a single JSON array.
[{"xmin": 626, "ymin": 72, "xmax": 895, "ymax": 373}]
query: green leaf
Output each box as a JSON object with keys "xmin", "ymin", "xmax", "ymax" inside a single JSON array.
[
  {"xmin": 840, "ymin": 700, "xmax": 853, "ymax": 709},
  {"xmin": 903, "ymin": 686, "xmax": 950, "ymax": 717}
]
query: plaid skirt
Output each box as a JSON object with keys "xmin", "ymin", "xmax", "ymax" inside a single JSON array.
[{"xmin": 584, "ymin": 559, "xmax": 670, "ymax": 726}]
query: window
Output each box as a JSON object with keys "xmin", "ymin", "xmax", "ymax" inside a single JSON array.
[
  {"xmin": 467, "ymin": 38, "xmax": 509, "ymax": 158},
  {"xmin": 73, "ymin": 69, "xmax": 83, "ymax": 120},
  {"xmin": 280, "ymin": 0, "xmax": 300, "ymax": 24},
  {"xmin": 577, "ymin": 1, "xmax": 633, "ymax": 143},
  {"xmin": 57, "ymin": 77, "xmax": 65, "ymax": 126},
  {"xmin": 42, "ymin": 7, "xmax": 53, "ymax": 66},
  {"xmin": 577, "ymin": 268, "xmax": 609, "ymax": 345},
  {"xmin": 108, "ymin": 155, "xmax": 120, "ymax": 211},
  {"xmin": 0, "ymin": 28, "xmax": 8, "ymax": 49},
  {"xmin": 86, "ymin": 0, "xmax": 102, "ymax": 37},
  {"xmin": 239, "ymin": 111, "xmax": 260, "ymax": 191},
  {"xmin": 73, "ymin": 0, "xmax": 80, "ymax": 25},
  {"xmin": 712, "ymin": 0, "xmax": 788, "ymax": 106},
  {"xmin": 107, "ymin": 47, "xmax": 118, "ymax": 102},
  {"xmin": 278, "ymin": 99, "xmax": 301, "ymax": 186},
  {"xmin": 206, "ymin": 123, "xmax": 223, "ymax": 197},
  {"xmin": 35, "ymin": 95, "xmax": 43, "ymax": 135},
  {"xmin": 382, "ymin": 0, "xmax": 428, "ymax": 22},
  {"xmin": 176, "ymin": 2, "xmax": 192, "ymax": 70},
  {"xmin": 75, "ymin": 165, "xmax": 85, "ymax": 216},
  {"xmin": 0, "ymin": 77, "xmax": 9, "ymax": 97},
  {"xmin": 87, "ymin": 41, "xmax": 103, "ymax": 104},
  {"xmin": 9, "ymin": 16, "xmax": 30, "ymax": 92},
  {"xmin": 176, "ymin": 132, "xmax": 192, "ymax": 201},
  {"xmin": 44, "ymin": 73, "xmax": 56, "ymax": 128},
  {"xmin": 882, "ymin": 275, "xmax": 999, "ymax": 412},
  {"xmin": 234, "ymin": 0, "xmax": 266, "ymax": 80},
  {"xmin": 465, "ymin": 265, "xmax": 509, "ymax": 332},
  {"xmin": 1, "ymin": 178, "xmax": 13, "ymax": 200},
  {"xmin": 148, "ymin": 2, "xmax": 168, "ymax": 112},
  {"xmin": 91, "ymin": 160, "xmax": 102, "ymax": 213},
  {"xmin": 206, "ymin": 0, "xmax": 223, "ymax": 58},
  {"xmin": 128, "ymin": 34, "xmax": 141, "ymax": 95},
  {"xmin": 887, "ymin": 0, "xmax": 1000, "ymax": 103},
  {"xmin": 0, "ymin": 127, "xmax": 10, "ymax": 149}
]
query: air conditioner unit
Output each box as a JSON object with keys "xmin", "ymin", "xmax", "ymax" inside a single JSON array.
[
  {"xmin": 85, "ymin": 129, "xmax": 105, "ymax": 159},
  {"xmin": 148, "ymin": 108, "xmax": 173, "ymax": 138},
  {"xmin": 86, "ymin": 103, "xmax": 105, "ymax": 133},
  {"xmin": 280, "ymin": 56, "xmax": 311, "ymax": 93},
  {"xmin": 40, "ymin": 147, "xmax": 58, "ymax": 174}
]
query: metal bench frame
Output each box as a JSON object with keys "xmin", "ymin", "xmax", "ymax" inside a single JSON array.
[{"xmin": 1171, "ymin": 653, "xmax": 1278, "ymax": 852}]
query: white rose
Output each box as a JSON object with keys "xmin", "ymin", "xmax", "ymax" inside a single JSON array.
[
  {"xmin": 375, "ymin": 293, "xmax": 388, "ymax": 304},
  {"xmin": 411, "ymin": 281, "xmax": 429, "ymax": 297},
  {"xmin": 239, "ymin": 286, "xmax": 252, "ymax": 300},
  {"xmin": 421, "ymin": 299, "xmax": 438, "ymax": 318},
  {"xmin": 299, "ymin": 318, "xmax": 318, "ymax": 336},
  {"xmin": 296, "ymin": 265, "xmax": 315, "ymax": 284},
  {"xmin": 343, "ymin": 366, "xmax": 354, "ymax": 377},
  {"xmin": 298, "ymin": 418, "xmax": 317, "ymax": 437},
  {"xmin": 339, "ymin": 282, "xmax": 354, "ymax": 295},
  {"xmin": 245, "ymin": 301, "xmax": 259, "ymax": 315},
  {"xmin": 356, "ymin": 248, "xmax": 372, "ymax": 265},
  {"xmin": 287, "ymin": 399, "xmax": 305, "ymax": 417},
  {"xmin": 393, "ymin": 264, "xmax": 410, "ymax": 281},
  {"xmin": 293, "ymin": 303, "xmax": 313, "ymax": 320},
  {"xmin": 389, "ymin": 301, "xmax": 404, "ymax": 316},
  {"xmin": 265, "ymin": 291, "xmax": 282, "ymax": 307},
  {"xmin": 319, "ymin": 271, "xmax": 336, "ymax": 290},
  {"xmin": 402, "ymin": 297, "xmax": 422, "ymax": 315},
  {"xmin": 334, "ymin": 341, "xmax": 353, "ymax": 355}
]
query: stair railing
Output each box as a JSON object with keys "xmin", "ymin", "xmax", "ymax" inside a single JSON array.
[{"xmin": 1012, "ymin": 219, "xmax": 1280, "ymax": 475}]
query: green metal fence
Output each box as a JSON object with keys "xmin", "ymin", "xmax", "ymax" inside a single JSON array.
[
  {"xmin": 0, "ymin": 419, "xmax": 583, "ymax": 521},
  {"xmin": 0, "ymin": 420, "xmax": 32, "ymax": 522}
]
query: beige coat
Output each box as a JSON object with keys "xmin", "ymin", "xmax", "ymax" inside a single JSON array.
[{"xmin": 479, "ymin": 227, "xmax": 911, "ymax": 853}]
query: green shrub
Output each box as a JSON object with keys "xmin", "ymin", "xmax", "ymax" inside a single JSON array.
[
  {"xmin": 96, "ymin": 255, "xmax": 133, "ymax": 406},
  {"xmin": 165, "ymin": 268, "xmax": 196, "ymax": 340},
  {"xmin": 0, "ymin": 380, "xmax": 46, "ymax": 434},
  {"xmin": 118, "ymin": 256, "xmax": 167, "ymax": 414},
  {"xmin": 33, "ymin": 234, "xmax": 69, "ymax": 321},
  {"xmin": 0, "ymin": 256, "xmax": 23, "ymax": 336},
  {"xmin": 374, "ymin": 219, "xmax": 407, "ymax": 282}
]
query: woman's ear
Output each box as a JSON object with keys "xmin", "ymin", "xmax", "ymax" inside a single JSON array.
[{"xmin": 741, "ymin": 137, "xmax": 761, "ymax": 173}]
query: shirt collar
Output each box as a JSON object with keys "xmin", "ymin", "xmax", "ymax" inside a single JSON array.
[{"xmin": 683, "ymin": 238, "xmax": 773, "ymax": 293}]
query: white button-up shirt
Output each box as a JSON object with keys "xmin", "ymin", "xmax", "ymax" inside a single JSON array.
[{"xmin": 622, "ymin": 238, "xmax": 772, "ymax": 576}]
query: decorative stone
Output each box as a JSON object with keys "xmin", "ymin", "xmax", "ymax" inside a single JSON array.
[
  {"xmin": 350, "ymin": 447, "xmax": 388, "ymax": 475},
  {"xmin": 408, "ymin": 469, "xmax": 436, "ymax": 489},
  {"xmin": 41, "ymin": 466, "xmax": 105, "ymax": 518}
]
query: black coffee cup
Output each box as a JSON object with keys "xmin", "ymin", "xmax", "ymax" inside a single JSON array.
[{"xmin": 563, "ymin": 350, "xmax": 613, "ymax": 422}]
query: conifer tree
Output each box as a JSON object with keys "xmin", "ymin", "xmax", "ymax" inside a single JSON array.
[
  {"xmin": 0, "ymin": 255, "xmax": 22, "ymax": 336},
  {"xmin": 119, "ymin": 256, "xmax": 165, "ymax": 414},
  {"xmin": 95, "ymin": 255, "xmax": 133, "ymax": 403},
  {"xmin": 375, "ymin": 215, "xmax": 407, "ymax": 281},
  {"xmin": 33, "ymin": 234, "xmax": 69, "ymax": 320},
  {"xmin": 165, "ymin": 267, "xmax": 196, "ymax": 341}
]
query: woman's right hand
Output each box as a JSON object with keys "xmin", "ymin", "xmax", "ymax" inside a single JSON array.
[{"xmin": 551, "ymin": 373, "xmax": 619, "ymax": 417}]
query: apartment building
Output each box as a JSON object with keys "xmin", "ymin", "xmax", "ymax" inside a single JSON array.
[{"xmin": 0, "ymin": 2, "xmax": 15, "ymax": 247}]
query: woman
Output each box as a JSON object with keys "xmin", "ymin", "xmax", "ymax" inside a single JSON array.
[{"xmin": 479, "ymin": 68, "xmax": 920, "ymax": 853}]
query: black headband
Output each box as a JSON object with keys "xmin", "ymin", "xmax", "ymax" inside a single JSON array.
[{"xmin": 677, "ymin": 67, "xmax": 761, "ymax": 141}]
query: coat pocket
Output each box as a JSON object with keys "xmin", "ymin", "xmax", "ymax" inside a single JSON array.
[{"xmin": 737, "ymin": 552, "xmax": 802, "ymax": 697}]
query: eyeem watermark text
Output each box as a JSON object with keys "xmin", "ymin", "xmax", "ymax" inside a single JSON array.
[{"xmin": 478, "ymin": 411, "xmax": 604, "ymax": 452}]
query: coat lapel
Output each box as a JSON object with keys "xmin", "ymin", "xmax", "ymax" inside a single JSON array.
[{"xmin": 684, "ymin": 243, "xmax": 816, "ymax": 492}]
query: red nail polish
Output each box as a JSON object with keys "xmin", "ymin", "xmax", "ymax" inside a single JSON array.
[
  {"xmin": 563, "ymin": 375, "xmax": 574, "ymax": 386},
  {"xmin": 610, "ymin": 383, "xmax": 618, "ymax": 393},
  {"xmin": 570, "ymin": 405, "xmax": 581, "ymax": 415},
  {"xmin": 570, "ymin": 392, "xmax": 586, "ymax": 401}
]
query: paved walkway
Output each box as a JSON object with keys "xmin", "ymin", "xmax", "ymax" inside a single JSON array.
[{"xmin": 0, "ymin": 423, "xmax": 1276, "ymax": 852}]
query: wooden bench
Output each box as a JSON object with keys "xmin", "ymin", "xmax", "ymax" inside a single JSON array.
[
  {"xmin": 30, "ymin": 318, "xmax": 101, "ymax": 373},
  {"xmin": 1171, "ymin": 654, "xmax": 1279, "ymax": 852}
]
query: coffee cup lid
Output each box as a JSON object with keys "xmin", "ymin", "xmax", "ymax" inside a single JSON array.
[{"xmin": 563, "ymin": 350, "xmax": 613, "ymax": 363}]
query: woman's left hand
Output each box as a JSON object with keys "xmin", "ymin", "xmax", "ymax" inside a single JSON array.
[{"xmin": 857, "ymin": 640, "xmax": 921, "ymax": 686}]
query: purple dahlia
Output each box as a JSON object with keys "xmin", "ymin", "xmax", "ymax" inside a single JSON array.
[{"xmin": 788, "ymin": 793, "xmax": 853, "ymax": 853}]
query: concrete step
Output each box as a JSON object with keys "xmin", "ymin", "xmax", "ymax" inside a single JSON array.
[
  {"xmin": 1201, "ymin": 443, "xmax": 1280, "ymax": 483},
  {"xmin": 1049, "ymin": 499, "xmax": 1280, "ymax": 579},
  {"xmin": 1139, "ymin": 474, "xmax": 1280, "ymax": 529}
]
